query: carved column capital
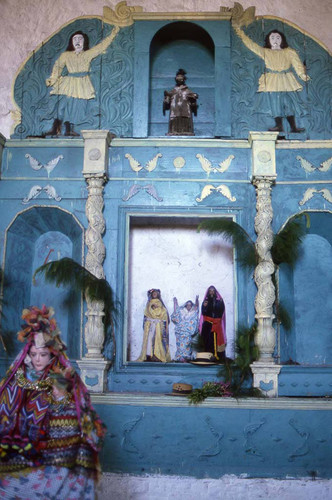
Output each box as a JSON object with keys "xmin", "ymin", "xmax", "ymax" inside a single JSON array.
[{"xmin": 82, "ymin": 129, "xmax": 112, "ymax": 178}]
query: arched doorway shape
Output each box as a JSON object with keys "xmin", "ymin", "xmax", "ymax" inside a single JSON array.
[
  {"xmin": 278, "ymin": 211, "xmax": 332, "ymax": 365},
  {"xmin": 1, "ymin": 206, "xmax": 84, "ymax": 360},
  {"xmin": 149, "ymin": 22, "xmax": 215, "ymax": 137},
  {"xmin": 133, "ymin": 19, "xmax": 231, "ymax": 138}
]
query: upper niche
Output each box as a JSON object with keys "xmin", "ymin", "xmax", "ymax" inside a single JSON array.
[{"xmin": 149, "ymin": 22, "xmax": 215, "ymax": 137}]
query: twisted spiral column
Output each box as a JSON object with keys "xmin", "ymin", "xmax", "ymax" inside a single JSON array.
[
  {"xmin": 84, "ymin": 176, "xmax": 106, "ymax": 358},
  {"xmin": 253, "ymin": 176, "xmax": 276, "ymax": 362}
]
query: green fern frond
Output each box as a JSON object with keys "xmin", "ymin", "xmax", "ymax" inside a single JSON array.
[
  {"xmin": 33, "ymin": 257, "xmax": 117, "ymax": 329},
  {"xmin": 275, "ymin": 300, "xmax": 292, "ymax": 331},
  {"xmin": 272, "ymin": 214, "xmax": 309, "ymax": 267},
  {"xmin": 198, "ymin": 219, "xmax": 256, "ymax": 268}
]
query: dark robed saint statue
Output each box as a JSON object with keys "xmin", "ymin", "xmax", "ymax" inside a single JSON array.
[{"xmin": 163, "ymin": 69, "xmax": 198, "ymax": 136}]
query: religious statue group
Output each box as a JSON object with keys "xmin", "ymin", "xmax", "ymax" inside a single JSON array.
[{"xmin": 136, "ymin": 286, "xmax": 227, "ymax": 364}]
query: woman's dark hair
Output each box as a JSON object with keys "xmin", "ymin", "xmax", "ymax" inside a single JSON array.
[
  {"xmin": 67, "ymin": 31, "xmax": 90, "ymax": 51},
  {"xmin": 264, "ymin": 30, "xmax": 288, "ymax": 49}
]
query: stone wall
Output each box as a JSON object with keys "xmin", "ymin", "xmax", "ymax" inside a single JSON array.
[{"xmin": 97, "ymin": 473, "xmax": 332, "ymax": 500}]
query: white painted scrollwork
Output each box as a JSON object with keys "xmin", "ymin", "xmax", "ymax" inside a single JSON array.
[
  {"xmin": 125, "ymin": 152, "xmax": 162, "ymax": 172},
  {"xmin": 196, "ymin": 184, "xmax": 236, "ymax": 202},
  {"xmin": 196, "ymin": 153, "xmax": 234, "ymax": 175},
  {"xmin": 299, "ymin": 187, "xmax": 332, "ymax": 205},
  {"xmin": 296, "ymin": 155, "xmax": 332, "ymax": 173}
]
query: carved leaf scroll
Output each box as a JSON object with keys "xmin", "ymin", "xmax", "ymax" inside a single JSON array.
[
  {"xmin": 296, "ymin": 155, "xmax": 332, "ymax": 173},
  {"xmin": 125, "ymin": 153, "xmax": 162, "ymax": 172},
  {"xmin": 196, "ymin": 153, "xmax": 234, "ymax": 175},
  {"xmin": 299, "ymin": 187, "xmax": 332, "ymax": 205},
  {"xmin": 103, "ymin": 1, "xmax": 143, "ymax": 27},
  {"xmin": 196, "ymin": 184, "xmax": 236, "ymax": 203}
]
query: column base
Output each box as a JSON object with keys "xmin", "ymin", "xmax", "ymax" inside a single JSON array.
[
  {"xmin": 250, "ymin": 362, "xmax": 281, "ymax": 397},
  {"xmin": 77, "ymin": 358, "xmax": 111, "ymax": 393}
]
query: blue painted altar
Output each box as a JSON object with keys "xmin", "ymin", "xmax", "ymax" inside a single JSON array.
[{"xmin": 0, "ymin": 3, "xmax": 331, "ymax": 479}]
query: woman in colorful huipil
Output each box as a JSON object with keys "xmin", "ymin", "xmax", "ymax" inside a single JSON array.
[{"xmin": 0, "ymin": 305, "xmax": 106, "ymax": 499}]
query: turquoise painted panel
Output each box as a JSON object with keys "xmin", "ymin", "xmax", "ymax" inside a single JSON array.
[
  {"xmin": 109, "ymin": 146, "xmax": 250, "ymax": 180},
  {"xmin": 95, "ymin": 403, "xmax": 332, "ymax": 478},
  {"xmin": 8, "ymin": 14, "xmax": 332, "ymax": 141},
  {"xmin": 231, "ymin": 20, "xmax": 332, "ymax": 140},
  {"xmin": 149, "ymin": 22, "xmax": 215, "ymax": 137},
  {"xmin": 293, "ymin": 235, "xmax": 332, "ymax": 365},
  {"xmin": 279, "ymin": 367, "xmax": 332, "ymax": 396},
  {"xmin": 133, "ymin": 20, "xmax": 231, "ymax": 137},
  {"xmin": 11, "ymin": 19, "xmax": 134, "ymax": 139},
  {"xmin": 2, "ymin": 143, "xmax": 84, "ymax": 179},
  {"xmin": 276, "ymin": 149, "xmax": 332, "ymax": 182},
  {"xmin": 276, "ymin": 212, "xmax": 332, "ymax": 375}
]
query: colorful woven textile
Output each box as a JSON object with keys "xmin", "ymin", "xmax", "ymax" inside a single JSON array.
[{"xmin": 0, "ymin": 465, "xmax": 95, "ymax": 499}]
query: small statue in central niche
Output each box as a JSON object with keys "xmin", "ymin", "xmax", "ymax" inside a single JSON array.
[
  {"xmin": 171, "ymin": 296, "xmax": 199, "ymax": 362},
  {"xmin": 163, "ymin": 69, "xmax": 198, "ymax": 136}
]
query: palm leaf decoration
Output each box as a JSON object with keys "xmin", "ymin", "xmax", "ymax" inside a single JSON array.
[
  {"xmin": 197, "ymin": 213, "xmax": 309, "ymax": 392},
  {"xmin": 33, "ymin": 257, "xmax": 117, "ymax": 330},
  {"xmin": 218, "ymin": 323, "xmax": 260, "ymax": 396},
  {"xmin": 197, "ymin": 218, "xmax": 256, "ymax": 268},
  {"xmin": 272, "ymin": 213, "xmax": 309, "ymax": 267}
]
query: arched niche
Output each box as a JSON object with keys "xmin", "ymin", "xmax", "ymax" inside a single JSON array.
[
  {"xmin": 2, "ymin": 206, "xmax": 84, "ymax": 359},
  {"xmin": 278, "ymin": 211, "xmax": 332, "ymax": 365},
  {"xmin": 149, "ymin": 22, "xmax": 215, "ymax": 137},
  {"xmin": 133, "ymin": 19, "xmax": 231, "ymax": 138}
]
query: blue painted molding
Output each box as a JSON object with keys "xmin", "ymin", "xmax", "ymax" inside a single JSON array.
[{"xmin": 92, "ymin": 397, "xmax": 332, "ymax": 478}]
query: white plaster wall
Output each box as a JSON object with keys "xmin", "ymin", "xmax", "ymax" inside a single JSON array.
[
  {"xmin": 128, "ymin": 226, "xmax": 235, "ymax": 360},
  {"xmin": 0, "ymin": 0, "xmax": 331, "ymax": 139},
  {"xmin": 97, "ymin": 473, "xmax": 332, "ymax": 499}
]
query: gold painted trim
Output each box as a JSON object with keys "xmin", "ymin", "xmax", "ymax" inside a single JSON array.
[
  {"xmin": 91, "ymin": 393, "xmax": 332, "ymax": 410},
  {"xmin": 132, "ymin": 12, "xmax": 232, "ymax": 21}
]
